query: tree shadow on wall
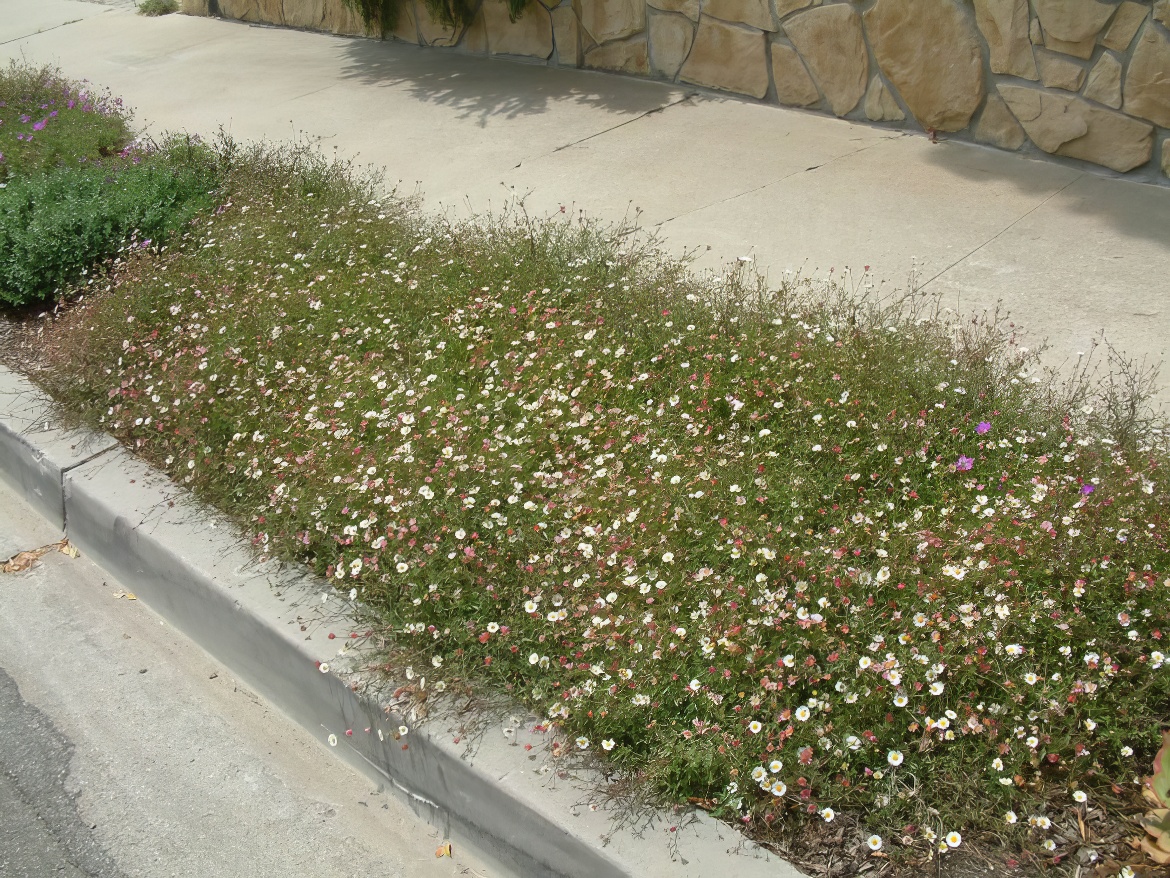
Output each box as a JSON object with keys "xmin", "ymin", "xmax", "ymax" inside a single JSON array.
[{"xmin": 336, "ymin": 35, "xmax": 683, "ymax": 128}]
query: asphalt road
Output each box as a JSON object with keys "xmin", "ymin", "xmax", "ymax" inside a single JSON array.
[{"xmin": 0, "ymin": 477, "xmax": 490, "ymax": 878}]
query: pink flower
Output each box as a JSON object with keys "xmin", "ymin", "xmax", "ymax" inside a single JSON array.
[
  {"xmin": 976, "ymin": 421, "xmax": 991, "ymax": 434},
  {"xmin": 956, "ymin": 455, "xmax": 974, "ymax": 471}
]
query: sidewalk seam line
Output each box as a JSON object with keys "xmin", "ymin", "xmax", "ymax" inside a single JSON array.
[
  {"xmin": 654, "ymin": 135, "xmax": 901, "ymax": 230},
  {"xmin": 918, "ymin": 173, "xmax": 1084, "ymax": 293},
  {"xmin": 0, "ymin": 12, "xmax": 111, "ymax": 47},
  {"xmin": 514, "ymin": 93, "xmax": 696, "ymax": 169}
]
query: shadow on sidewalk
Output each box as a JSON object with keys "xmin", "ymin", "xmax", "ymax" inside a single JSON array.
[
  {"xmin": 918, "ymin": 139, "xmax": 1170, "ymax": 253},
  {"xmin": 337, "ymin": 36, "xmax": 684, "ymax": 127}
]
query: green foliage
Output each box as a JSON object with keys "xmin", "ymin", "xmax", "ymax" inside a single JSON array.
[
  {"xmin": 138, "ymin": 0, "xmax": 179, "ymax": 15},
  {"xmin": 0, "ymin": 61, "xmax": 133, "ymax": 181},
  {"xmin": 36, "ymin": 137, "xmax": 1170, "ymax": 870},
  {"xmin": 0, "ymin": 137, "xmax": 219, "ymax": 306},
  {"xmin": 342, "ymin": 0, "xmax": 531, "ymax": 33}
]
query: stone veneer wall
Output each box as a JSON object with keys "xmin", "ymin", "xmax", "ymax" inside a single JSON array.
[{"xmin": 185, "ymin": 0, "xmax": 1170, "ymax": 183}]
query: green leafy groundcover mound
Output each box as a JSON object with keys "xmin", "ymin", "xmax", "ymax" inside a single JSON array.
[
  {"xmin": 41, "ymin": 145, "xmax": 1169, "ymax": 872},
  {"xmin": 0, "ymin": 139, "xmax": 220, "ymax": 305},
  {"xmin": 0, "ymin": 63, "xmax": 219, "ymax": 306}
]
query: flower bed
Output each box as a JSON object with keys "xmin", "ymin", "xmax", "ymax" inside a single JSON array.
[{"xmin": 14, "ymin": 125, "xmax": 1170, "ymax": 877}]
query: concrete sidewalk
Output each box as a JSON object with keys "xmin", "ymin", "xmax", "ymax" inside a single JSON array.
[
  {"xmin": 0, "ymin": 476, "xmax": 490, "ymax": 878},
  {"xmin": 3, "ymin": 0, "xmax": 1169, "ymax": 388}
]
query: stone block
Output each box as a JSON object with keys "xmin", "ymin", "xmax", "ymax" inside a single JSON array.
[
  {"xmin": 1037, "ymin": 50, "xmax": 1087, "ymax": 91},
  {"xmin": 864, "ymin": 76, "xmax": 904, "ymax": 122},
  {"xmin": 772, "ymin": 0, "xmax": 812, "ymax": 20},
  {"xmin": 325, "ymin": 1, "xmax": 368, "ymax": 35},
  {"xmin": 576, "ymin": 0, "xmax": 645, "ymax": 43},
  {"xmin": 584, "ymin": 34, "xmax": 650, "ymax": 74},
  {"xmin": 391, "ymin": 0, "xmax": 419, "ymax": 43},
  {"xmin": 551, "ymin": 6, "xmax": 580, "ymax": 64},
  {"xmin": 648, "ymin": 0, "xmax": 700, "ymax": 21},
  {"xmin": 1101, "ymin": 1, "xmax": 1149, "ymax": 52},
  {"xmin": 1124, "ymin": 22, "xmax": 1170, "ymax": 128},
  {"xmin": 1041, "ymin": 32, "xmax": 1097, "ymax": 60},
  {"xmin": 701, "ymin": 0, "xmax": 774, "ymax": 31},
  {"xmin": 770, "ymin": 42, "xmax": 819, "ymax": 107},
  {"xmin": 1033, "ymin": 0, "xmax": 1115, "ymax": 43},
  {"xmin": 417, "ymin": 2, "xmax": 461, "ymax": 46},
  {"xmin": 1083, "ymin": 52, "xmax": 1122, "ymax": 109},
  {"xmin": 974, "ymin": 0, "xmax": 1037, "ymax": 80},
  {"xmin": 283, "ymin": 0, "xmax": 325, "ymax": 29},
  {"xmin": 648, "ymin": 11, "xmax": 695, "ymax": 78},
  {"xmin": 1000, "ymin": 84, "xmax": 1154, "ymax": 172},
  {"xmin": 974, "ymin": 91, "xmax": 1027, "ymax": 150},
  {"xmin": 784, "ymin": 4, "xmax": 866, "ymax": 117},
  {"xmin": 483, "ymin": 0, "xmax": 553, "ymax": 57},
  {"xmin": 863, "ymin": 0, "xmax": 984, "ymax": 132},
  {"xmin": 679, "ymin": 15, "xmax": 768, "ymax": 98},
  {"xmin": 1157, "ymin": 0, "xmax": 1170, "ymax": 28}
]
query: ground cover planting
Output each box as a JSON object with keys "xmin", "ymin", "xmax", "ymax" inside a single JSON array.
[
  {"xmin": 0, "ymin": 63, "xmax": 218, "ymax": 306},
  {"xmin": 3, "ymin": 69, "xmax": 1168, "ymax": 877}
]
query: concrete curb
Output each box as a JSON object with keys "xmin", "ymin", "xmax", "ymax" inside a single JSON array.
[{"xmin": 0, "ymin": 363, "xmax": 800, "ymax": 878}]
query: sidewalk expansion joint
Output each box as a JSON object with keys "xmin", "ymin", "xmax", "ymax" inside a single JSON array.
[
  {"xmin": 0, "ymin": 13, "xmax": 108, "ymax": 47},
  {"xmin": 514, "ymin": 93, "xmax": 697, "ymax": 169}
]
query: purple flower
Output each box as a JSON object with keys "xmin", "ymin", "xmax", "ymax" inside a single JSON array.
[
  {"xmin": 18, "ymin": 114, "xmax": 30, "ymax": 123},
  {"xmin": 976, "ymin": 421, "xmax": 991, "ymax": 434},
  {"xmin": 1081, "ymin": 485, "xmax": 1094, "ymax": 495},
  {"xmin": 956, "ymin": 455, "xmax": 974, "ymax": 472},
  {"xmin": 32, "ymin": 119, "xmax": 46, "ymax": 131}
]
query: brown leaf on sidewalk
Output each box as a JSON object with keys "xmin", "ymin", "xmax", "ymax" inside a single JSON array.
[
  {"xmin": 434, "ymin": 841, "xmax": 452, "ymax": 858},
  {"xmin": 2, "ymin": 539, "xmax": 77, "ymax": 573}
]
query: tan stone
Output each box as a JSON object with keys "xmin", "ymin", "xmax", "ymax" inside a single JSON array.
[
  {"xmin": 1101, "ymin": 1, "xmax": 1148, "ymax": 52},
  {"xmin": 679, "ymin": 16, "xmax": 768, "ymax": 98},
  {"xmin": 180, "ymin": 0, "xmax": 210, "ymax": 15},
  {"xmin": 462, "ymin": 9, "xmax": 489, "ymax": 52},
  {"xmin": 584, "ymin": 35, "xmax": 650, "ymax": 74},
  {"xmin": 282, "ymin": 0, "xmax": 325, "ymax": 29},
  {"xmin": 1125, "ymin": 23, "xmax": 1170, "ymax": 128},
  {"xmin": 216, "ymin": 0, "xmax": 263, "ymax": 22},
  {"xmin": 974, "ymin": 91, "xmax": 1027, "ymax": 150},
  {"xmin": 701, "ymin": 0, "xmax": 774, "ymax": 31},
  {"xmin": 1154, "ymin": 0, "xmax": 1170, "ymax": 29},
  {"xmin": 784, "ymin": 5, "xmax": 866, "ymax": 117},
  {"xmin": 773, "ymin": 0, "xmax": 812, "ymax": 20},
  {"xmin": 1042, "ymin": 32, "xmax": 1097, "ymax": 60},
  {"xmin": 999, "ymin": 84, "xmax": 1154, "ymax": 172},
  {"xmin": 390, "ymin": 0, "xmax": 418, "ymax": 43},
  {"xmin": 1029, "ymin": 17, "xmax": 1042, "ymax": 46},
  {"xmin": 417, "ymin": 2, "xmax": 460, "ymax": 46},
  {"xmin": 648, "ymin": 0, "xmax": 700, "ymax": 22},
  {"xmin": 863, "ymin": 0, "xmax": 984, "ymax": 132},
  {"xmin": 973, "ymin": 0, "xmax": 1037, "ymax": 80},
  {"xmin": 483, "ymin": 0, "xmax": 553, "ymax": 57},
  {"xmin": 1163, "ymin": 138, "xmax": 1170, "ymax": 177},
  {"xmin": 551, "ymin": 6, "xmax": 580, "ymax": 64},
  {"xmin": 1083, "ymin": 52, "xmax": 1122, "ymax": 108},
  {"xmin": 648, "ymin": 11, "xmax": 695, "ymax": 78},
  {"xmin": 1037, "ymin": 50, "xmax": 1087, "ymax": 91},
  {"xmin": 770, "ymin": 42, "xmax": 819, "ymax": 107},
  {"xmin": 1033, "ymin": 0, "xmax": 1114, "ymax": 43},
  {"xmin": 325, "ymin": 1, "xmax": 367, "ymax": 36},
  {"xmin": 575, "ymin": 0, "xmax": 644, "ymax": 43},
  {"xmin": 864, "ymin": 76, "xmax": 904, "ymax": 122}
]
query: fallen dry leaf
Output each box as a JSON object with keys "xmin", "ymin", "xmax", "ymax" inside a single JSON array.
[
  {"xmin": 2, "ymin": 539, "xmax": 77, "ymax": 573},
  {"xmin": 112, "ymin": 591, "xmax": 138, "ymax": 600},
  {"xmin": 434, "ymin": 841, "xmax": 452, "ymax": 858}
]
